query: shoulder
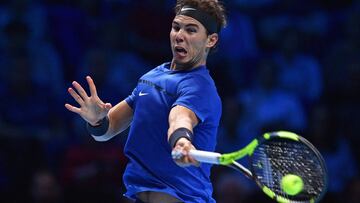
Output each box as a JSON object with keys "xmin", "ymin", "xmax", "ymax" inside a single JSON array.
[
  {"xmin": 141, "ymin": 62, "xmax": 170, "ymax": 77},
  {"xmin": 178, "ymin": 69, "xmax": 217, "ymax": 96},
  {"xmin": 178, "ymin": 68, "xmax": 216, "ymax": 90},
  {"xmin": 175, "ymin": 68, "xmax": 221, "ymax": 109}
]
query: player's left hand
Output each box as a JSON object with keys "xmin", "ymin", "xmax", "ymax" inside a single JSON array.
[{"xmin": 172, "ymin": 138, "xmax": 200, "ymax": 167}]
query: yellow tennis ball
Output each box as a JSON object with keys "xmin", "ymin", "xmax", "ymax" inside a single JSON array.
[{"xmin": 281, "ymin": 174, "xmax": 304, "ymax": 195}]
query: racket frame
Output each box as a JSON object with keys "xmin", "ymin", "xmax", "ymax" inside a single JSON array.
[{"xmin": 188, "ymin": 131, "xmax": 328, "ymax": 203}]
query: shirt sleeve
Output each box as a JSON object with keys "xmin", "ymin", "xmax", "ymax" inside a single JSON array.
[
  {"xmin": 125, "ymin": 87, "xmax": 137, "ymax": 109},
  {"xmin": 172, "ymin": 76, "xmax": 220, "ymax": 124}
]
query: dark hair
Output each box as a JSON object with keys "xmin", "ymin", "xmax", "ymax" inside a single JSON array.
[
  {"xmin": 174, "ymin": 0, "xmax": 227, "ymax": 52},
  {"xmin": 174, "ymin": 0, "xmax": 227, "ymax": 32}
]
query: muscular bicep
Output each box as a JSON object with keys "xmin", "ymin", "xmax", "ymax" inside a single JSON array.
[
  {"xmin": 108, "ymin": 100, "xmax": 133, "ymax": 135},
  {"xmin": 168, "ymin": 105, "xmax": 199, "ymax": 139}
]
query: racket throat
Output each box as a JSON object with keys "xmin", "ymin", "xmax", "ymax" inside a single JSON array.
[{"xmin": 231, "ymin": 161, "xmax": 253, "ymax": 178}]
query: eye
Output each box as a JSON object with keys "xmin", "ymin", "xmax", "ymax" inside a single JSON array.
[
  {"xmin": 172, "ymin": 25, "xmax": 180, "ymax": 32},
  {"xmin": 187, "ymin": 28, "xmax": 197, "ymax": 33}
]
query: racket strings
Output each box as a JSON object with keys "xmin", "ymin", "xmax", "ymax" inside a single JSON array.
[{"xmin": 252, "ymin": 139, "xmax": 326, "ymax": 202}]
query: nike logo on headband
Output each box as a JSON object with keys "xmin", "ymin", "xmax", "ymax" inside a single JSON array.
[
  {"xmin": 178, "ymin": 6, "xmax": 219, "ymax": 34},
  {"xmin": 181, "ymin": 7, "xmax": 196, "ymax": 12}
]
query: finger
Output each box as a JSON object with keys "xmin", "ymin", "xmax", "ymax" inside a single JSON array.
[
  {"xmin": 172, "ymin": 149, "xmax": 186, "ymax": 162},
  {"xmin": 65, "ymin": 103, "xmax": 82, "ymax": 114},
  {"xmin": 174, "ymin": 157, "xmax": 192, "ymax": 167},
  {"xmin": 86, "ymin": 76, "xmax": 98, "ymax": 97},
  {"xmin": 178, "ymin": 153, "xmax": 199, "ymax": 167},
  {"xmin": 104, "ymin": 103, "xmax": 112, "ymax": 111},
  {"xmin": 172, "ymin": 149, "xmax": 185, "ymax": 160},
  {"xmin": 175, "ymin": 161, "xmax": 191, "ymax": 167},
  {"xmin": 181, "ymin": 143, "xmax": 200, "ymax": 166},
  {"xmin": 172, "ymin": 149, "xmax": 192, "ymax": 167},
  {"xmin": 183, "ymin": 155, "xmax": 197, "ymax": 166},
  {"xmin": 182, "ymin": 154, "xmax": 191, "ymax": 163},
  {"xmin": 72, "ymin": 81, "xmax": 89, "ymax": 100},
  {"xmin": 68, "ymin": 87, "xmax": 85, "ymax": 106},
  {"xmin": 188, "ymin": 156, "xmax": 200, "ymax": 167}
]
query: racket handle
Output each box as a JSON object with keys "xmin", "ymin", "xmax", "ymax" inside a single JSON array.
[{"xmin": 189, "ymin": 150, "xmax": 221, "ymax": 164}]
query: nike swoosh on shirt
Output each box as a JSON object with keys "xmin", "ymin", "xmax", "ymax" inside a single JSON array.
[{"xmin": 139, "ymin": 91, "xmax": 149, "ymax": 96}]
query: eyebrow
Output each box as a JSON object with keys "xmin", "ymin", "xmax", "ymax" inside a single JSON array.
[{"xmin": 172, "ymin": 21, "xmax": 199, "ymax": 28}]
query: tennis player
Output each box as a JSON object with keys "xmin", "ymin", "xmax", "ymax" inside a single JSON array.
[{"xmin": 65, "ymin": 0, "xmax": 226, "ymax": 202}]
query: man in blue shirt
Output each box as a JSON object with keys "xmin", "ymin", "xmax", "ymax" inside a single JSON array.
[{"xmin": 65, "ymin": 0, "xmax": 227, "ymax": 202}]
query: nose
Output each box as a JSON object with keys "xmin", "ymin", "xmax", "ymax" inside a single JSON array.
[{"xmin": 175, "ymin": 29, "xmax": 184, "ymax": 43}]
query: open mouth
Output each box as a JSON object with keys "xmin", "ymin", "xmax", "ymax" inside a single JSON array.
[{"xmin": 174, "ymin": 46, "xmax": 187, "ymax": 56}]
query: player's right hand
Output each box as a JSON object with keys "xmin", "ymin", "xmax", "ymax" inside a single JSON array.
[
  {"xmin": 65, "ymin": 76, "xmax": 112, "ymax": 125},
  {"xmin": 172, "ymin": 137, "xmax": 200, "ymax": 167}
]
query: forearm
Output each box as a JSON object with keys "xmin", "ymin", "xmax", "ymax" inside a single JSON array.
[
  {"xmin": 108, "ymin": 100, "xmax": 133, "ymax": 134},
  {"xmin": 168, "ymin": 115, "xmax": 194, "ymax": 139},
  {"xmin": 167, "ymin": 106, "xmax": 197, "ymax": 140},
  {"xmin": 91, "ymin": 100, "xmax": 133, "ymax": 141},
  {"xmin": 167, "ymin": 105, "xmax": 198, "ymax": 146},
  {"xmin": 168, "ymin": 105, "xmax": 200, "ymax": 166}
]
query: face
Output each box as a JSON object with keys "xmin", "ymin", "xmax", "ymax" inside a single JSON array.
[{"xmin": 170, "ymin": 15, "xmax": 218, "ymax": 70}]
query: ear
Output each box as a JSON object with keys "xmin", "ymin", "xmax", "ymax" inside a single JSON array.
[{"xmin": 206, "ymin": 33, "xmax": 219, "ymax": 49}]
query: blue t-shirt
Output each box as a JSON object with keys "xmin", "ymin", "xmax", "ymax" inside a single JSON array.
[{"xmin": 123, "ymin": 62, "xmax": 222, "ymax": 202}]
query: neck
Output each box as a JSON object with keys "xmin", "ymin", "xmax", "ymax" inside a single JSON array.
[{"xmin": 170, "ymin": 60, "xmax": 206, "ymax": 71}]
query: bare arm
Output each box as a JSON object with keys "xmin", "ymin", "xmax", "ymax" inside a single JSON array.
[
  {"xmin": 168, "ymin": 105, "xmax": 199, "ymax": 166},
  {"xmin": 99, "ymin": 100, "xmax": 133, "ymax": 141},
  {"xmin": 89, "ymin": 100, "xmax": 133, "ymax": 142}
]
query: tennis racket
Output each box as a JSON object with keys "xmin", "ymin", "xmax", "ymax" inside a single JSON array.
[{"xmin": 172, "ymin": 131, "xmax": 328, "ymax": 203}]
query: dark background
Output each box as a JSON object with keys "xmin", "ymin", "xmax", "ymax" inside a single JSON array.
[{"xmin": 0, "ymin": 0, "xmax": 359, "ymax": 202}]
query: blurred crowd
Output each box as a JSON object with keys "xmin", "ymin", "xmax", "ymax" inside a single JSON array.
[{"xmin": 0, "ymin": 0, "xmax": 359, "ymax": 202}]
